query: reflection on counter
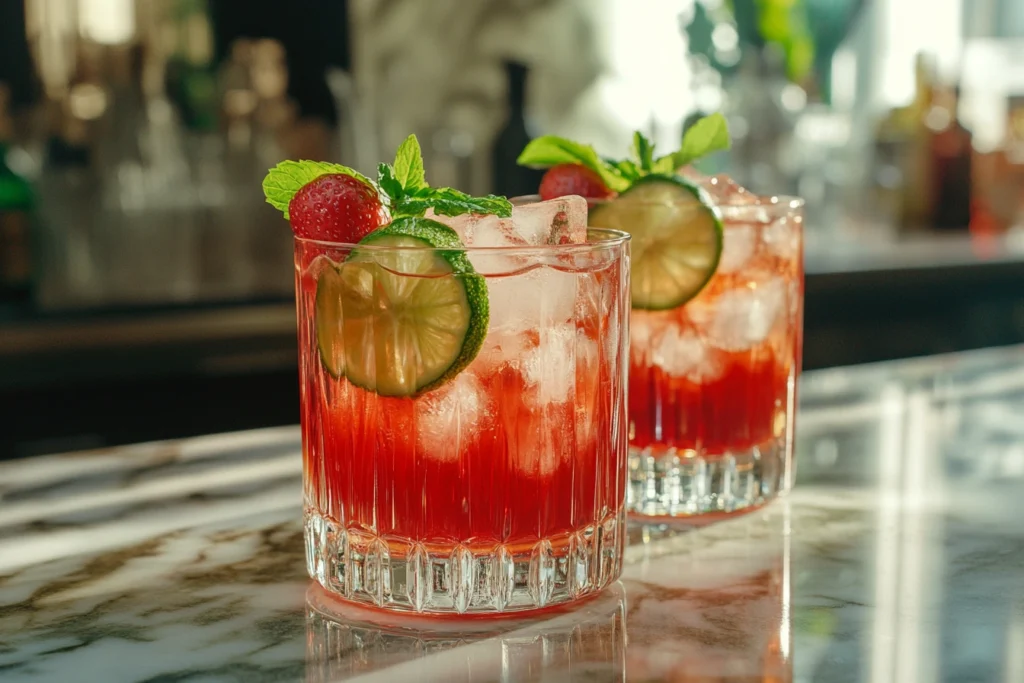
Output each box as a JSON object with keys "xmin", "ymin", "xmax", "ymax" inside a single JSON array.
[
  {"xmin": 306, "ymin": 583, "xmax": 627, "ymax": 682},
  {"xmin": 796, "ymin": 345, "xmax": 1024, "ymax": 682},
  {"xmin": 304, "ymin": 511, "xmax": 792, "ymax": 682}
]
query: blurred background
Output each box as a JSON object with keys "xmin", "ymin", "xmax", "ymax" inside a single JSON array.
[{"xmin": 1, "ymin": 0, "xmax": 1023, "ymax": 457}]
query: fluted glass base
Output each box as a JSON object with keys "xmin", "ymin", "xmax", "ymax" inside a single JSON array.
[
  {"xmin": 304, "ymin": 508, "xmax": 625, "ymax": 615},
  {"xmin": 627, "ymin": 436, "xmax": 788, "ymax": 518}
]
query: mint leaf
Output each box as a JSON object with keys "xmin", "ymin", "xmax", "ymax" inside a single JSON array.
[
  {"xmin": 517, "ymin": 136, "xmax": 629, "ymax": 192},
  {"xmin": 262, "ymin": 160, "xmax": 373, "ymax": 219},
  {"xmin": 431, "ymin": 190, "xmax": 512, "ymax": 218},
  {"xmin": 392, "ymin": 198, "xmax": 429, "ymax": 217},
  {"xmin": 376, "ymin": 134, "xmax": 426, "ymax": 210},
  {"xmin": 398, "ymin": 188, "xmax": 512, "ymax": 219},
  {"xmin": 632, "ymin": 132, "xmax": 655, "ymax": 172},
  {"xmin": 377, "ymin": 163, "xmax": 404, "ymax": 203},
  {"xmin": 378, "ymin": 135, "xmax": 511, "ymax": 220},
  {"xmin": 670, "ymin": 113, "xmax": 730, "ymax": 168},
  {"xmin": 393, "ymin": 134, "xmax": 426, "ymax": 192},
  {"xmin": 650, "ymin": 155, "xmax": 677, "ymax": 175},
  {"xmin": 610, "ymin": 158, "xmax": 641, "ymax": 182}
]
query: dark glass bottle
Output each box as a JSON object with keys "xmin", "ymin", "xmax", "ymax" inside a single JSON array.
[
  {"xmin": 929, "ymin": 84, "xmax": 973, "ymax": 231},
  {"xmin": 0, "ymin": 92, "xmax": 35, "ymax": 305},
  {"xmin": 491, "ymin": 61, "xmax": 544, "ymax": 198}
]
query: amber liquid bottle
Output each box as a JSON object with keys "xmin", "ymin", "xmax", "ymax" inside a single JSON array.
[{"xmin": 873, "ymin": 53, "xmax": 935, "ymax": 232}]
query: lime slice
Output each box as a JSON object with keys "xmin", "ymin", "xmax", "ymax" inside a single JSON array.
[
  {"xmin": 589, "ymin": 174, "xmax": 722, "ymax": 310},
  {"xmin": 315, "ymin": 266, "xmax": 347, "ymax": 378},
  {"xmin": 314, "ymin": 216, "xmax": 489, "ymax": 397}
]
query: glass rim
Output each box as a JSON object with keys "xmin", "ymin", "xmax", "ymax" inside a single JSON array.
[
  {"xmin": 515, "ymin": 193, "xmax": 806, "ymax": 213},
  {"xmin": 294, "ymin": 226, "xmax": 631, "ymax": 253}
]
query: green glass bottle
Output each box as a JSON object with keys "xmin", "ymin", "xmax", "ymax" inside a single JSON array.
[{"xmin": 0, "ymin": 89, "xmax": 35, "ymax": 304}]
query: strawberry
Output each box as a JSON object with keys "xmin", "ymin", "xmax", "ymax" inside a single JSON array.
[
  {"xmin": 538, "ymin": 164, "xmax": 614, "ymax": 201},
  {"xmin": 287, "ymin": 174, "xmax": 387, "ymax": 243}
]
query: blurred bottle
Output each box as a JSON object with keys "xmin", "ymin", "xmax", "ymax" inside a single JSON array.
[
  {"xmin": 873, "ymin": 52, "xmax": 935, "ymax": 232},
  {"xmin": 873, "ymin": 55, "xmax": 975, "ymax": 232},
  {"xmin": 491, "ymin": 61, "xmax": 544, "ymax": 197},
  {"xmin": 724, "ymin": 46, "xmax": 795, "ymax": 196},
  {"xmin": 47, "ymin": 42, "xmax": 103, "ymax": 170},
  {"xmin": 166, "ymin": 0, "xmax": 218, "ymax": 133},
  {"xmin": 0, "ymin": 86, "xmax": 36, "ymax": 305},
  {"xmin": 927, "ymin": 83, "xmax": 973, "ymax": 231},
  {"xmin": 973, "ymin": 98, "xmax": 1024, "ymax": 234}
]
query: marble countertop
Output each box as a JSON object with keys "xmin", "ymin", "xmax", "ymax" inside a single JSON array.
[{"xmin": 3, "ymin": 346, "xmax": 1024, "ymax": 682}]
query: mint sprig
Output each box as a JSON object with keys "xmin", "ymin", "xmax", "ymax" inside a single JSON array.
[
  {"xmin": 262, "ymin": 134, "xmax": 512, "ymax": 221},
  {"xmin": 632, "ymin": 132, "xmax": 655, "ymax": 172},
  {"xmin": 397, "ymin": 190, "xmax": 513, "ymax": 218},
  {"xmin": 516, "ymin": 113, "xmax": 731, "ymax": 192},
  {"xmin": 380, "ymin": 135, "xmax": 512, "ymax": 218}
]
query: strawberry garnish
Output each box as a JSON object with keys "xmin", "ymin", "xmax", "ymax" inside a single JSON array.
[
  {"xmin": 265, "ymin": 138, "xmax": 509, "ymax": 244},
  {"xmin": 539, "ymin": 164, "xmax": 614, "ymax": 201},
  {"xmin": 287, "ymin": 174, "xmax": 386, "ymax": 243},
  {"xmin": 519, "ymin": 115, "xmax": 732, "ymax": 199}
]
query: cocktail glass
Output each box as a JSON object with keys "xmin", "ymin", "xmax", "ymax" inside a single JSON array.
[
  {"xmin": 594, "ymin": 177, "xmax": 804, "ymax": 519},
  {"xmin": 297, "ymin": 199, "xmax": 630, "ymax": 615}
]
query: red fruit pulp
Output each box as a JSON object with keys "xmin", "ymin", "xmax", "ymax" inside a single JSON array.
[
  {"xmin": 539, "ymin": 164, "xmax": 614, "ymax": 201},
  {"xmin": 288, "ymin": 173, "xmax": 386, "ymax": 243}
]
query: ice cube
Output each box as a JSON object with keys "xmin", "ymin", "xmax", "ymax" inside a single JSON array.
[
  {"xmin": 489, "ymin": 267, "xmax": 578, "ymax": 334},
  {"xmin": 507, "ymin": 195, "xmax": 588, "ymax": 245},
  {"xmin": 522, "ymin": 324, "xmax": 589, "ymax": 406},
  {"xmin": 763, "ymin": 215, "xmax": 801, "ymax": 260},
  {"xmin": 435, "ymin": 211, "xmax": 509, "ymax": 245},
  {"xmin": 717, "ymin": 223, "xmax": 758, "ymax": 274},
  {"xmin": 701, "ymin": 276, "xmax": 787, "ymax": 352},
  {"xmin": 788, "ymin": 280, "xmax": 801, "ymax": 320},
  {"xmin": 471, "ymin": 265, "xmax": 581, "ymax": 376},
  {"xmin": 425, "ymin": 196, "xmax": 589, "ymax": 278},
  {"xmin": 430, "ymin": 199, "xmax": 587, "ymax": 372},
  {"xmin": 630, "ymin": 310, "xmax": 671, "ymax": 344},
  {"xmin": 513, "ymin": 324, "xmax": 600, "ymax": 477},
  {"xmin": 433, "ymin": 212, "xmax": 522, "ymax": 274},
  {"xmin": 482, "ymin": 249, "xmax": 580, "ymax": 367},
  {"xmin": 687, "ymin": 173, "xmax": 771, "ymax": 223},
  {"xmin": 516, "ymin": 402, "xmax": 575, "ymax": 477},
  {"xmin": 573, "ymin": 401, "xmax": 596, "ymax": 459},
  {"xmin": 416, "ymin": 373, "xmax": 493, "ymax": 462},
  {"xmin": 699, "ymin": 174, "xmax": 759, "ymax": 205},
  {"xmin": 492, "ymin": 325, "xmax": 584, "ymax": 478},
  {"xmin": 575, "ymin": 271, "xmax": 621, "ymax": 367},
  {"xmin": 650, "ymin": 325, "xmax": 723, "ymax": 382},
  {"xmin": 472, "ymin": 329, "xmax": 531, "ymax": 375},
  {"xmin": 430, "ymin": 195, "xmax": 587, "ymax": 248}
]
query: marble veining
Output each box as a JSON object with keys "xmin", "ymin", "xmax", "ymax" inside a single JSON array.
[{"xmin": 4, "ymin": 346, "xmax": 1024, "ymax": 681}]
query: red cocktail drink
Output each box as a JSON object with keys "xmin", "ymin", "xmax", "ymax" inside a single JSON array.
[
  {"xmin": 590, "ymin": 176, "xmax": 803, "ymax": 518},
  {"xmin": 297, "ymin": 203, "xmax": 630, "ymax": 614}
]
